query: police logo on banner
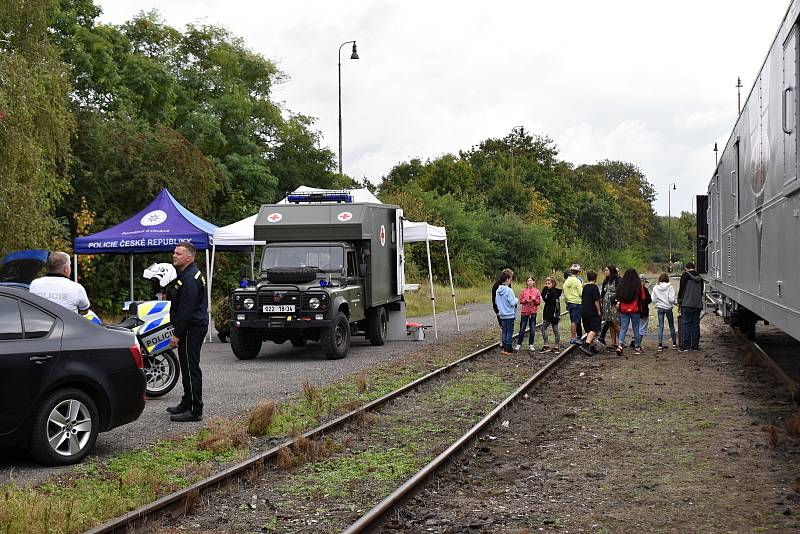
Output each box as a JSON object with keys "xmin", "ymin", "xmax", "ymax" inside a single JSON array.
[{"xmin": 141, "ymin": 210, "xmax": 168, "ymax": 226}]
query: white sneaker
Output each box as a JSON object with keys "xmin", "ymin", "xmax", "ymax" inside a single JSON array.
[
  {"xmin": 514, "ymin": 344, "xmax": 521, "ymax": 351},
  {"xmin": 528, "ymin": 345, "xmax": 535, "ymax": 351}
]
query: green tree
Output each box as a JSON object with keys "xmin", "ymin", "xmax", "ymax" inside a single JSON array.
[{"xmin": 0, "ymin": 0, "xmax": 74, "ymax": 251}]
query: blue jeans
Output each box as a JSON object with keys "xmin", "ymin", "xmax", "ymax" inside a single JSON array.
[
  {"xmin": 681, "ymin": 307, "xmax": 701, "ymax": 349},
  {"xmin": 619, "ymin": 313, "xmax": 641, "ymax": 348},
  {"xmin": 500, "ymin": 317, "xmax": 515, "ymax": 351},
  {"xmin": 639, "ymin": 317, "xmax": 648, "ymax": 339},
  {"xmin": 657, "ymin": 308, "xmax": 676, "ymax": 346},
  {"xmin": 517, "ymin": 313, "xmax": 537, "ymax": 345}
]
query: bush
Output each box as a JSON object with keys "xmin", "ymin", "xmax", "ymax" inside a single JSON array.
[{"xmin": 211, "ymin": 295, "xmax": 231, "ymax": 340}]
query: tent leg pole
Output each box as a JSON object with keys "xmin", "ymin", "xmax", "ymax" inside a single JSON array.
[
  {"xmin": 444, "ymin": 239, "xmax": 459, "ymax": 332},
  {"xmin": 73, "ymin": 254, "xmax": 78, "ymax": 282},
  {"xmin": 426, "ymin": 238, "xmax": 437, "ymax": 339},
  {"xmin": 251, "ymin": 247, "xmax": 255, "ymax": 280},
  {"xmin": 129, "ymin": 255, "xmax": 134, "ymax": 302},
  {"xmin": 206, "ymin": 249, "xmax": 212, "ymax": 343}
]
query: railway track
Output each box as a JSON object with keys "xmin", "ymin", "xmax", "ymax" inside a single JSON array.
[
  {"xmin": 707, "ymin": 291, "xmax": 800, "ymax": 401},
  {"xmin": 84, "ymin": 316, "xmax": 575, "ymax": 533},
  {"xmin": 341, "ymin": 341, "xmax": 575, "ymax": 533}
]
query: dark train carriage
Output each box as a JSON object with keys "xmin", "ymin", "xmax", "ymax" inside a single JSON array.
[{"xmin": 704, "ymin": 0, "xmax": 800, "ymax": 341}]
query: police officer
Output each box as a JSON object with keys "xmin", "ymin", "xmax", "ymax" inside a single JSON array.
[{"xmin": 166, "ymin": 241, "xmax": 208, "ymax": 422}]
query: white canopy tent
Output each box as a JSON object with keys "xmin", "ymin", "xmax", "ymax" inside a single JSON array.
[
  {"xmin": 401, "ymin": 221, "xmax": 459, "ymax": 338},
  {"xmin": 209, "ymin": 186, "xmax": 459, "ymax": 339}
]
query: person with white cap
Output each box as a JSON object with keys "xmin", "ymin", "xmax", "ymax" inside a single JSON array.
[{"xmin": 562, "ymin": 263, "xmax": 583, "ymax": 344}]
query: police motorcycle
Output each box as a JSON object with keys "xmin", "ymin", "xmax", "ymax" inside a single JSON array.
[{"xmin": 116, "ymin": 263, "xmax": 181, "ymax": 398}]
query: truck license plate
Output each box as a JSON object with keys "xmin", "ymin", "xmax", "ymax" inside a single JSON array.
[{"xmin": 263, "ymin": 305, "xmax": 295, "ymax": 313}]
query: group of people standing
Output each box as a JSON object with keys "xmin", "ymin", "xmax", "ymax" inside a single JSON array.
[
  {"xmin": 28, "ymin": 245, "xmax": 209, "ymax": 423},
  {"xmin": 492, "ymin": 262, "xmax": 705, "ymax": 356}
]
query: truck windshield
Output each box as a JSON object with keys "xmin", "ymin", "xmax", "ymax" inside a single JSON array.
[{"xmin": 262, "ymin": 246, "xmax": 345, "ymax": 273}]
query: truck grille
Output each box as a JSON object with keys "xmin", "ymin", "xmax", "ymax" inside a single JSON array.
[{"xmin": 258, "ymin": 291, "xmax": 300, "ymax": 311}]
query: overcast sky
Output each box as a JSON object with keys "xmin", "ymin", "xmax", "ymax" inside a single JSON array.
[{"xmin": 97, "ymin": 1, "xmax": 791, "ymax": 215}]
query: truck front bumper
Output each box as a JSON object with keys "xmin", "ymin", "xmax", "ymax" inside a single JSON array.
[{"xmin": 230, "ymin": 318, "xmax": 333, "ymax": 329}]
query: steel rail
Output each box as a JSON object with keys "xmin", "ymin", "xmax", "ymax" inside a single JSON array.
[
  {"xmin": 746, "ymin": 338, "xmax": 799, "ymax": 401},
  {"xmin": 83, "ymin": 314, "xmax": 566, "ymax": 534},
  {"xmin": 342, "ymin": 342, "xmax": 578, "ymax": 533}
]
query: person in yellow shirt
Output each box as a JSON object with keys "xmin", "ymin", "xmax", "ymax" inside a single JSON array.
[{"xmin": 562, "ymin": 263, "xmax": 584, "ymax": 344}]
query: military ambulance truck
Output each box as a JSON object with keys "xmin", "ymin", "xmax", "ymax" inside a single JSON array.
[{"xmin": 228, "ymin": 196, "xmax": 405, "ymax": 360}]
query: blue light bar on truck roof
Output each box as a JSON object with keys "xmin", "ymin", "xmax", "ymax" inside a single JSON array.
[{"xmin": 287, "ymin": 192, "xmax": 353, "ymax": 204}]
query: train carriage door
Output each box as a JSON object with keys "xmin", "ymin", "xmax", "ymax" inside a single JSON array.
[{"xmin": 783, "ymin": 25, "xmax": 798, "ymax": 185}]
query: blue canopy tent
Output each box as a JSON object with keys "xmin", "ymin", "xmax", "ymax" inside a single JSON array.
[{"xmin": 73, "ymin": 188, "xmax": 217, "ymax": 339}]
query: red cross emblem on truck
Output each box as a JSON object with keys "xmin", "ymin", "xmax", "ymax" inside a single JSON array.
[
  {"xmin": 337, "ymin": 211, "xmax": 353, "ymax": 221},
  {"xmin": 267, "ymin": 213, "xmax": 282, "ymax": 222}
]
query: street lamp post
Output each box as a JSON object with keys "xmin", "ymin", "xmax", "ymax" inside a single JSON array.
[
  {"xmin": 338, "ymin": 41, "xmax": 359, "ymax": 177},
  {"xmin": 668, "ymin": 182, "xmax": 677, "ymax": 271},
  {"xmin": 509, "ymin": 125, "xmax": 523, "ymax": 179},
  {"xmin": 736, "ymin": 76, "xmax": 743, "ymax": 115}
]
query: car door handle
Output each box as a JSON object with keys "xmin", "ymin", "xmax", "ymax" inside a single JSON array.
[{"xmin": 29, "ymin": 354, "xmax": 54, "ymax": 363}]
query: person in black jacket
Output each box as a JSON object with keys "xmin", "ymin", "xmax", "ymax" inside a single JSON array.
[
  {"xmin": 677, "ymin": 262, "xmax": 704, "ymax": 350},
  {"xmin": 167, "ymin": 241, "xmax": 209, "ymax": 422},
  {"xmin": 539, "ymin": 276, "xmax": 563, "ymax": 353}
]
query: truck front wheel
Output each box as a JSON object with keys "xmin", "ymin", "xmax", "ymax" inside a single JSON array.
[
  {"xmin": 231, "ymin": 326, "xmax": 262, "ymax": 360},
  {"xmin": 367, "ymin": 306, "xmax": 388, "ymax": 346},
  {"xmin": 321, "ymin": 312, "xmax": 350, "ymax": 359}
]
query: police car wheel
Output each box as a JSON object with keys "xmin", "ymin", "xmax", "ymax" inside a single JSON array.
[
  {"xmin": 321, "ymin": 312, "xmax": 349, "ymax": 359},
  {"xmin": 30, "ymin": 388, "xmax": 99, "ymax": 466},
  {"xmin": 367, "ymin": 306, "xmax": 387, "ymax": 346}
]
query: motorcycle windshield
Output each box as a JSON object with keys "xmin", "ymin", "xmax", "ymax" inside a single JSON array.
[{"xmin": 0, "ymin": 250, "xmax": 48, "ymax": 288}]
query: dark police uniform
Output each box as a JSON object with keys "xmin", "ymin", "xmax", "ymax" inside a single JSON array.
[{"xmin": 170, "ymin": 262, "xmax": 208, "ymax": 417}]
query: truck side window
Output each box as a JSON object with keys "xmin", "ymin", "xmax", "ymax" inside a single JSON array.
[{"xmin": 347, "ymin": 251, "xmax": 357, "ymax": 277}]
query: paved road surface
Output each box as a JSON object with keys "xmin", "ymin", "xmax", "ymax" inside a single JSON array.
[{"xmin": 1, "ymin": 303, "xmax": 496, "ymax": 487}]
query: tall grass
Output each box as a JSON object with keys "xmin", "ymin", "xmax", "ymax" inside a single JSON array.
[{"xmin": 404, "ymin": 280, "xmax": 491, "ymax": 318}]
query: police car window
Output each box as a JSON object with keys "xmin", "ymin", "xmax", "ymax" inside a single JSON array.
[
  {"xmin": 21, "ymin": 301, "xmax": 56, "ymax": 339},
  {"xmin": 0, "ymin": 296, "xmax": 23, "ymax": 340}
]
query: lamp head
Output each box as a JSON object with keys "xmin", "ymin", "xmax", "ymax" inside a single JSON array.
[{"xmin": 350, "ymin": 42, "xmax": 359, "ymax": 60}]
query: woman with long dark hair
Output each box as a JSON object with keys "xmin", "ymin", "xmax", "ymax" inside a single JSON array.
[
  {"xmin": 615, "ymin": 268, "xmax": 644, "ymax": 356},
  {"xmin": 599, "ymin": 264, "xmax": 621, "ymax": 350}
]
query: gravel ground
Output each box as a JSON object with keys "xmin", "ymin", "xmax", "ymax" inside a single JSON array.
[
  {"xmin": 393, "ymin": 313, "xmax": 800, "ymax": 532},
  {"xmin": 0, "ymin": 303, "xmax": 497, "ymax": 488}
]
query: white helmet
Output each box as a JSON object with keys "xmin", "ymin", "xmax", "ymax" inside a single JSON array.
[{"xmin": 143, "ymin": 263, "xmax": 177, "ymax": 287}]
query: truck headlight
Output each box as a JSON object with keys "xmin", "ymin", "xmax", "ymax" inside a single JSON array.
[
  {"xmin": 243, "ymin": 298, "xmax": 255, "ymax": 310},
  {"xmin": 309, "ymin": 297, "xmax": 320, "ymax": 309}
]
